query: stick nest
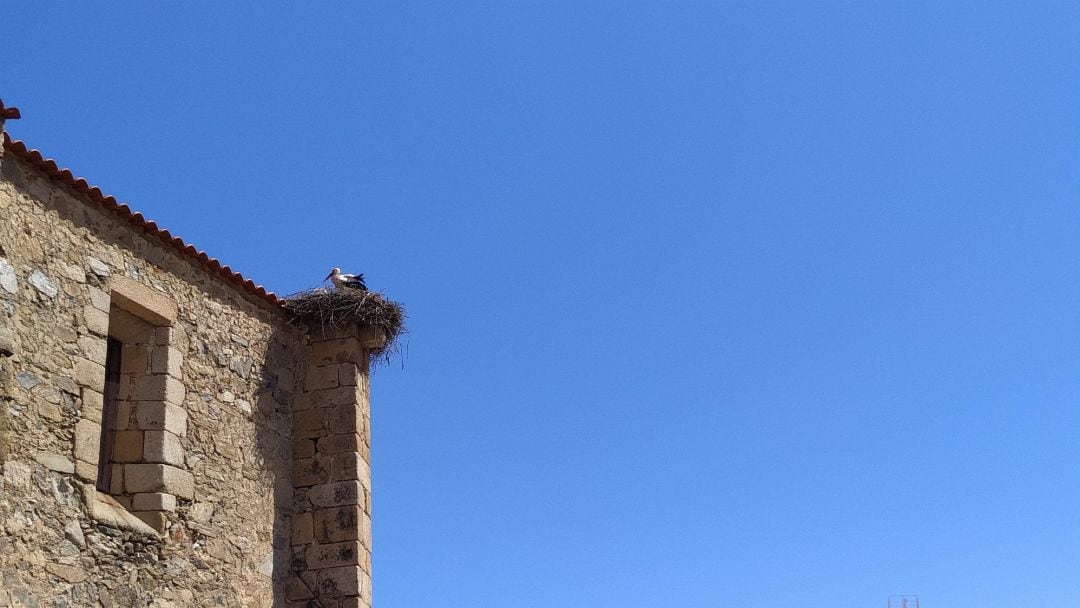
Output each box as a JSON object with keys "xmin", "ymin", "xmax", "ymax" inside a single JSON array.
[{"xmin": 283, "ymin": 288, "xmax": 407, "ymax": 367}]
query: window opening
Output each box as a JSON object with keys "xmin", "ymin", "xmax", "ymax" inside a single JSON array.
[{"xmin": 96, "ymin": 337, "xmax": 123, "ymax": 493}]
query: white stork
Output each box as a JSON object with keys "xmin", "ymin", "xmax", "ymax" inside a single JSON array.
[{"xmin": 325, "ymin": 268, "xmax": 367, "ymax": 291}]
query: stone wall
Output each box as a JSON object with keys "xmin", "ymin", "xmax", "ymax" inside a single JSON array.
[
  {"xmin": 0, "ymin": 145, "xmax": 328, "ymax": 606},
  {"xmin": 287, "ymin": 327, "xmax": 378, "ymax": 608}
]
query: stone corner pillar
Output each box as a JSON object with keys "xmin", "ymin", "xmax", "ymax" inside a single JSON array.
[{"xmin": 289, "ymin": 324, "xmax": 376, "ymax": 607}]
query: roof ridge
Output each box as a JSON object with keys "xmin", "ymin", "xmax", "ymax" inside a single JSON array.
[{"xmin": 1, "ymin": 133, "xmax": 282, "ymax": 307}]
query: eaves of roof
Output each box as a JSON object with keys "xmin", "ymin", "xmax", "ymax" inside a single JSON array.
[
  {"xmin": 0, "ymin": 99, "xmax": 20, "ymax": 120},
  {"xmin": 2, "ymin": 133, "xmax": 282, "ymax": 307}
]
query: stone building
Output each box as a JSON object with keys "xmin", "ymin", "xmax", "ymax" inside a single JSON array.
[{"xmin": 0, "ymin": 100, "xmax": 386, "ymax": 607}]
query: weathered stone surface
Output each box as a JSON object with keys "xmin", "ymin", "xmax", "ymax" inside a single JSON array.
[
  {"xmin": 306, "ymin": 363, "xmax": 341, "ymax": 391},
  {"xmin": 317, "ymin": 433, "xmax": 363, "ymax": 456},
  {"xmin": 317, "ymin": 565, "xmax": 363, "ymax": 598},
  {"xmin": 109, "ymin": 275, "xmax": 178, "ymax": 324},
  {"xmin": 83, "ymin": 305, "xmax": 110, "ymax": 336},
  {"xmin": 84, "ymin": 490, "xmax": 159, "ymax": 536},
  {"xmin": 28, "ymin": 269, "xmax": 57, "ymax": 297},
  {"xmin": 132, "ymin": 510, "xmax": 168, "ymax": 532},
  {"xmin": 75, "ymin": 459, "xmax": 98, "ymax": 483},
  {"xmin": 287, "ymin": 574, "xmax": 316, "ymax": 601},
  {"xmin": 15, "ymin": 370, "xmax": 40, "ymax": 390},
  {"xmin": 143, "ymin": 430, "xmax": 183, "ymax": 466},
  {"xmin": 306, "ymin": 541, "xmax": 362, "ymax": 569},
  {"xmin": 330, "ymin": 453, "xmax": 370, "ymax": 488},
  {"xmin": 0, "ymin": 257, "xmax": 17, "ymax": 293},
  {"xmin": 314, "ymin": 505, "xmax": 362, "ymax": 544},
  {"xmin": 294, "ymin": 456, "xmax": 330, "ymax": 488},
  {"xmin": 297, "ymin": 385, "xmax": 362, "ymax": 411},
  {"xmin": 338, "ymin": 362, "xmax": 359, "ymax": 387},
  {"xmin": 292, "ymin": 512, "xmax": 314, "ymax": 545},
  {"xmin": 78, "ymin": 335, "xmax": 107, "ymax": 365},
  {"xmin": 309, "ymin": 481, "xmax": 362, "ymax": 508},
  {"xmin": 45, "ymin": 563, "xmax": 88, "ymax": 583},
  {"xmin": 125, "ymin": 463, "xmax": 195, "ymax": 499},
  {"xmin": 86, "ymin": 256, "xmax": 111, "ymax": 277},
  {"xmin": 0, "ymin": 326, "xmax": 13, "ymax": 355},
  {"xmin": 151, "ymin": 346, "xmax": 183, "ymax": 378},
  {"xmin": 136, "ymin": 402, "xmax": 188, "ymax": 437},
  {"xmin": 310, "ymin": 337, "xmax": 363, "ymax": 365},
  {"xmin": 113, "ymin": 430, "xmax": 144, "ymax": 462},
  {"xmin": 34, "ymin": 451, "xmax": 75, "ymax": 474},
  {"xmin": 37, "ymin": 399, "xmax": 63, "ymax": 422},
  {"xmin": 122, "ymin": 345, "xmax": 150, "ymax": 374},
  {"xmin": 134, "ymin": 374, "xmax": 185, "ymax": 404},
  {"xmin": 63, "ymin": 519, "xmax": 86, "ymax": 548},
  {"xmin": 132, "ymin": 492, "xmax": 177, "ymax": 511},
  {"xmin": 326, "ymin": 404, "xmax": 364, "ymax": 436},
  {"xmin": 87, "ymin": 285, "xmax": 111, "ymax": 311},
  {"xmin": 73, "ymin": 356, "xmax": 105, "ymax": 389},
  {"xmin": 73, "ymin": 419, "xmax": 101, "ymax": 465},
  {"xmin": 81, "ymin": 388, "xmax": 104, "ymax": 422}
]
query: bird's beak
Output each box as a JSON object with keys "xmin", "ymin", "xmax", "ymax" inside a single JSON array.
[{"xmin": 324, "ymin": 271, "xmax": 334, "ymax": 280}]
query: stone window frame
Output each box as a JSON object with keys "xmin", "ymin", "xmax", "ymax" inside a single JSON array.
[{"xmin": 72, "ymin": 276, "xmax": 191, "ymax": 535}]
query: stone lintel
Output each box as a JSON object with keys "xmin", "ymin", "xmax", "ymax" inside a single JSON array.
[{"xmin": 108, "ymin": 275, "xmax": 177, "ymax": 326}]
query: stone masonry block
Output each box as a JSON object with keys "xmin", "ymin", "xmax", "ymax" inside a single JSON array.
[
  {"xmin": 75, "ymin": 460, "xmax": 97, "ymax": 483},
  {"xmin": 295, "ymin": 386, "xmax": 361, "ymax": 411},
  {"xmin": 310, "ymin": 338, "xmax": 362, "ymax": 366},
  {"xmin": 109, "ymin": 275, "xmax": 178, "ymax": 325},
  {"xmin": 136, "ymin": 402, "xmax": 187, "ymax": 436},
  {"xmin": 121, "ymin": 345, "xmax": 150, "ymax": 374},
  {"xmin": 108, "ymin": 308, "xmax": 154, "ymax": 344},
  {"xmin": 330, "ymin": 453, "xmax": 371, "ymax": 489},
  {"xmin": 125, "ymin": 463, "xmax": 194, "ymax": 499},
  {"xmin": 306, "ymin": 364, "xmax": 340, "ymax": 391},
  {"xmin": 132, "ymin": 492, "xmax": 176, "ymax": 511},
  {"xmin": 82, "ymin": 388, "xmax": 104, "ymax": 423},
  {"xmin": 109, "ymin": 464, "xmax": 125, "ymax": 495},
  {"xmin": 112, "ymin": 430, "xmax": 144, "ymax": 463},
  {"xmin": 314, "ymin": 505, "xmax": 362, "ymax": 544},
  {"xmin": 88, "ymin": 286, "xmax": 111, "ymax": 312},
  {"xmin": 134, "ymin": 374, "xmax": 185, "ymax": 404},
  {"xmin": 294, "ymin": 438, "xmax": 316, "ymax": 459},
  {"xmin": 74, "ymin": 419, "xmax": 101, "ymax": 465},
  {"xmin": 293, "ymin": 407, "xmax": 326, "ymax": 435},
  {"xmin": 143, "ymin": 430, "xmax": 184, "ymax": 466},
  {"xmin": 293, "ymin": 456, "xmax": 330, "ymax": 488},
  {"xmin": 306, "ymin": 541, "xmax": 362, "ymax": 570},
  {"xmin": 309, "ymin": 480, "xmax": 362, "ymax": 508},
  {"xmin": 326, "ymin": 404, "xmax": 364, "ymax": 436},
  {"xmin": 338, "ymin": 362, "xmax": 359, "ymax": 387},
  {"xmin": 317, "ymin": 434, "xmax": 363, "ymax": 456},
  {"xmin": 317, "ymin": 565, "xmax": 363, "ymax": 598},
  {"xmin": 78, "ymin": 336, "xmax": 107, "ymax": 365},
  {"xmin": 286, "ymin": 574, "xmax": 315, "ymax": 601},
  {"xmin": 115, "ymin": 401, "xmax": 134, "ymax": 430},
  {"xmin": 292, "ymin": 512, "xmax": 314, "ymax": 545},
  {"xmin": 132, "ymin": 510, "xmax": 168, "ymax": 532},
  {"xmin": 154, "ymin": 326, "xmax": 174, "ymax": 346},
  {"xmin": 150, "ymin": 346, "xmax": 182, "ymax": 378},
  {"xmin": 83, "ymin": 306, "xmax": 109, "ymax": 336},
  {"xmin": 73, "ymin": 357, "xmax": 105, "ymax": 390}
]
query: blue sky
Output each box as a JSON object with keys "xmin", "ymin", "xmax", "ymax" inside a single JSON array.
[{"xmin": 7, "ymin": 3, "xmax": 1080, "ymax": 606}]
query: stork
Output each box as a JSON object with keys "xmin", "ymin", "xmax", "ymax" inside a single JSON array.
[{"xmin": 325, "ymin": 267, "xmax": 367, "ymax": 291}]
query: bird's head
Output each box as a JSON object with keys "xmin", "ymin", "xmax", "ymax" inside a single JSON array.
[{"xmin": 325, "ymin": 267, "xmax": 341, "ymax": 280}]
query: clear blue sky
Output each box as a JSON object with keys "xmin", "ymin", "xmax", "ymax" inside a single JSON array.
[{"xmin": 7, "ymin": 3, "xmax": 1080, "ymax": 606}]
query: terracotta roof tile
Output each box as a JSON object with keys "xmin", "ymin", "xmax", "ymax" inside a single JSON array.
[
  {"xmin": 0, "ymin": 99, "xmax": 20, "ymax": 120},
  {"xmin": 2, "ymin": 133, "xmax": 282, "ymax": 307}
]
